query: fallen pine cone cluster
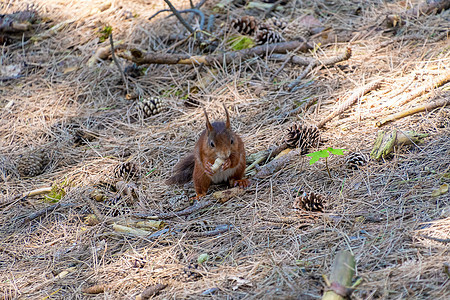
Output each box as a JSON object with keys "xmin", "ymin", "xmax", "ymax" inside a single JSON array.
[{"xmin": 229, "ymin": 15, "xmax": 286, "ymax": 45}]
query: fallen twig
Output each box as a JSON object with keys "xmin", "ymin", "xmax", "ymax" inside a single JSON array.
[
  {"xmin": 185, "ymin": 224, "xmax": 233, "ymax": 237},
  {"xmin": 255, "ymin": 148, "xmax": 303, "ymax": 178},
  {"xmin": 109, "ymin": 33, "xmax": 129, "ymax": 93},
  {"xmin": 245, "ymin": 144, "xmax": 288, "ymax": 175},
  {"xmin": 376, "ymin": 97, "xmax": 450, "ymax": 127},
  {"xmin": 419, "ymin": 235, "xmax": 450, "ymax": 243},
  {"xmin": 163, "ymin": 0, "xmax": 195, "ymax": 34},
  {"xmin": 19, "ymin": 202, "xmax": 77, "ymax": 225},
  {"xmin": 148, "ymin": 9, "xmax": 205, "ymax": 31},
  {"xmin": 318, "ymin": 79, "xmax": 382, "ymax": 128},
  {"xmin": 119, "ymin": 41, "xmax": 313, "ymax": 66},
  {"xmin": 87, "ymin": 40, "xmax": 124, "ymax": 67}
]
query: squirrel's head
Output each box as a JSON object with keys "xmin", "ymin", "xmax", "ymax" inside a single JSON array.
[{"xmin": 203, "ymin": 104, "xmax": 235, "ymax": 159}]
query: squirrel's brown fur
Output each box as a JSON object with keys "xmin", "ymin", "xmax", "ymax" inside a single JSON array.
[{"xmin": 166, "ymin": 105, "xmax": 249, "ymax": 199}]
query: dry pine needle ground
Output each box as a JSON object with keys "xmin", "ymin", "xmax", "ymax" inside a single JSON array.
[{"xmin": 0, "ymin": 0, "xmax": 449, "ymax": 299}]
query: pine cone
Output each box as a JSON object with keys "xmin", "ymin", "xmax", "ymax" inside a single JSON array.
[
  {"xmin": 262, "ymin": 17, "xmax": 288, "ymax": 31},
  {"xmin": 345, "ymin": 152, "xmax": 368, "ymax": 170},
  {"xmin": 293, "ymin": 191, "xmax": 325, "ymax": 212},
  {"xmin": 17, "ymin": 149, "xmax": 49, "ymax": 177},
  {"xmin": 284, "ymin": 123, "xmax": 320, "ymax": 154},
  {"xmin": 114, "ymin": 161, "xmax": 139, "ymax": 180},
  {"xmin": 139, "ymin": 97, "xmax": 163, "ymax": 117},
  {"xmin": 255, "ymin": 28, "xmax": 284, "ymax": 45},
  {"xmin": 230, "ymin": 16, "xmax": 258, "ymax": 35}
]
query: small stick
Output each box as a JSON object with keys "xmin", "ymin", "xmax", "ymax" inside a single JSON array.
[
  {"xmin": 376, "ymin": 97, "xmax": 450, "ymax": 127},
  {"xmin": 255, "ymin": 148, "xmax": 303, "ymax": 178},
  {"xmin": 185, "ymin": 224, "xmax": 232, "ymax": 238},
  {"xmin": 287, "ymin": 61, "xmax": 315, "ymax": 91},
  {"xmin": 19, "ymin": 203, "xmax": 77, "ymax": 224},
  {"xmin": 419, "ymin": 235, "xmax": 450, "ymax": 243},
  {"xmin": 163, "ymin": 0, "xmax": 195, "ymax": 34},
  {"xmin": 318, "ymin": 79, "xmax": 382, "ymax": 128},
  {"xmin": 148, "ymin": 9, "xmax": 205, "ymax": 31},
  {"xmin": 119, "ymin": 41, "xmax": 313, "ymax": 66},
  {"xmin": 109, "ymin": 33, "xmax": 129, "ymax": 93}
]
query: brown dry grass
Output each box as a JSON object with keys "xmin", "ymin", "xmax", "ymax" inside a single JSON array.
[{"xmin": 1, "ymin": 0, "xmax": 449, "ymax": 299}]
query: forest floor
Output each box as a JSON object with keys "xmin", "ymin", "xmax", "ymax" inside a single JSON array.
[{"xmin": 0, "ymin": 0, "xmax": 449, "ymax": 299}]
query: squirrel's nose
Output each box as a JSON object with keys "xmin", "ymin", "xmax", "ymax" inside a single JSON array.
[{"xmin": 218, "ymin": 150, "xmax": 231, "ymax": 159}]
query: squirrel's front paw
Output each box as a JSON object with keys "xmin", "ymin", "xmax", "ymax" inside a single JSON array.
[
  {"xmin": 222, "ymin": 158, "xmax": 232, "ymax": 170},
  {"xmin": 204, "ymin": 161, "xmax": 215, "ymax": 176}
]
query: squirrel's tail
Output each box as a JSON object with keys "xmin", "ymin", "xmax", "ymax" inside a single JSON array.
[{"xmin": 166, "ymin": 153, "xmax": 195, "ymax": 185}]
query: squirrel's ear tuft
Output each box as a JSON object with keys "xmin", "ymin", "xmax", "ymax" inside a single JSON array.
[
  {"xmin": 203, "ymin": 108, "xmax": 213, "ymax": 132},
  {"xmin": 223, "ymin": 104, "xmax": 230, "ymax": 129}
]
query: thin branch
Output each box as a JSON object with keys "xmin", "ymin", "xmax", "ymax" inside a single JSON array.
[
  {"xmin": 119, "ymin": 41, "xmax": 313, "ymax": 66},
  {"xmin": 109, "ymin": 33, "xmax": 129, "ymax": 93},
  {"xmin": 376, "ymin": 97, "xmax": 450, "ymax": 127},
  {"xmin": 163, "ymin": 0, "xmax": 195, "ymax": 34}
]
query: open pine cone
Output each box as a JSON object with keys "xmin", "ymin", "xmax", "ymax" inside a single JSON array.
[
  {"xmin": 262, "ymin": 17, "xmax": 288, "ymax": 31},
  {"xmin": 345, "ymin": 152, "xmax": 368, "ymax": 170},
  {"xmin": 293, "ymin": 191, "xmax": 325, "ymax": 212},
  {"xmin": 230, "ymin": 16, "xmax": 258, "ymax": 35},
  {"xmin": 114, "ymin": 161, "xmax": 139, "ymax": 180},
  {"xmin": 17, "ymin": 149, "xmax": 49, "ymax": 177},
  {"xmin": 255, "ymin": 28, "xmax": 284, "ymax": 45},
  {"xmin": 139, "ymin": 97, "xmax": 163, "ymax": 117},
  {"xmin": 284, "ymin": 123, "xmax": 320, "ymax": 154}
]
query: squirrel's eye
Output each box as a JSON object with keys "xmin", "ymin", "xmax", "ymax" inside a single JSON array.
[
  {"xmin": 210, "ymin": 141, "xmax": 215, "ymax": 148},
  {"xmin": 230, "ymin": 138, "xmax": 234, "ymax": 145}
]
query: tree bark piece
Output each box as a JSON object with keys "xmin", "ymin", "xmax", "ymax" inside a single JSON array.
[
  {"xmin": 119, "ymin": 41, "xmax": 313, "ymax": 66},
  {"xmin": 322, "ymin": 250, "xmax": 356, "ymax": 300}
]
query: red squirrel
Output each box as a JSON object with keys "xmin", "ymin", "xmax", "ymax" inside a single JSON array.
[{"xmin": 166, "ymin": 105, "xmax": 249, "ymax": 199}]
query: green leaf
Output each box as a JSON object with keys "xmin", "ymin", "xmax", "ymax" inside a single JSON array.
[
  {"xmin": 317, "ymin": 149, "xmax": 330, "ymax": 158},
  {"xmin": 327, "ymin": 148, "xmax": 347, "ymax": 155},
  {"xmin": 308, "ymin": 155, "xmax": 320, "ymax": 165},
  {"xmin": 227, "ymin": 35, "xmax": 255, "ymax": 50},
  {"xmin": 99, "ymin": 25, "xmax": 112, "ymax": 42}
]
